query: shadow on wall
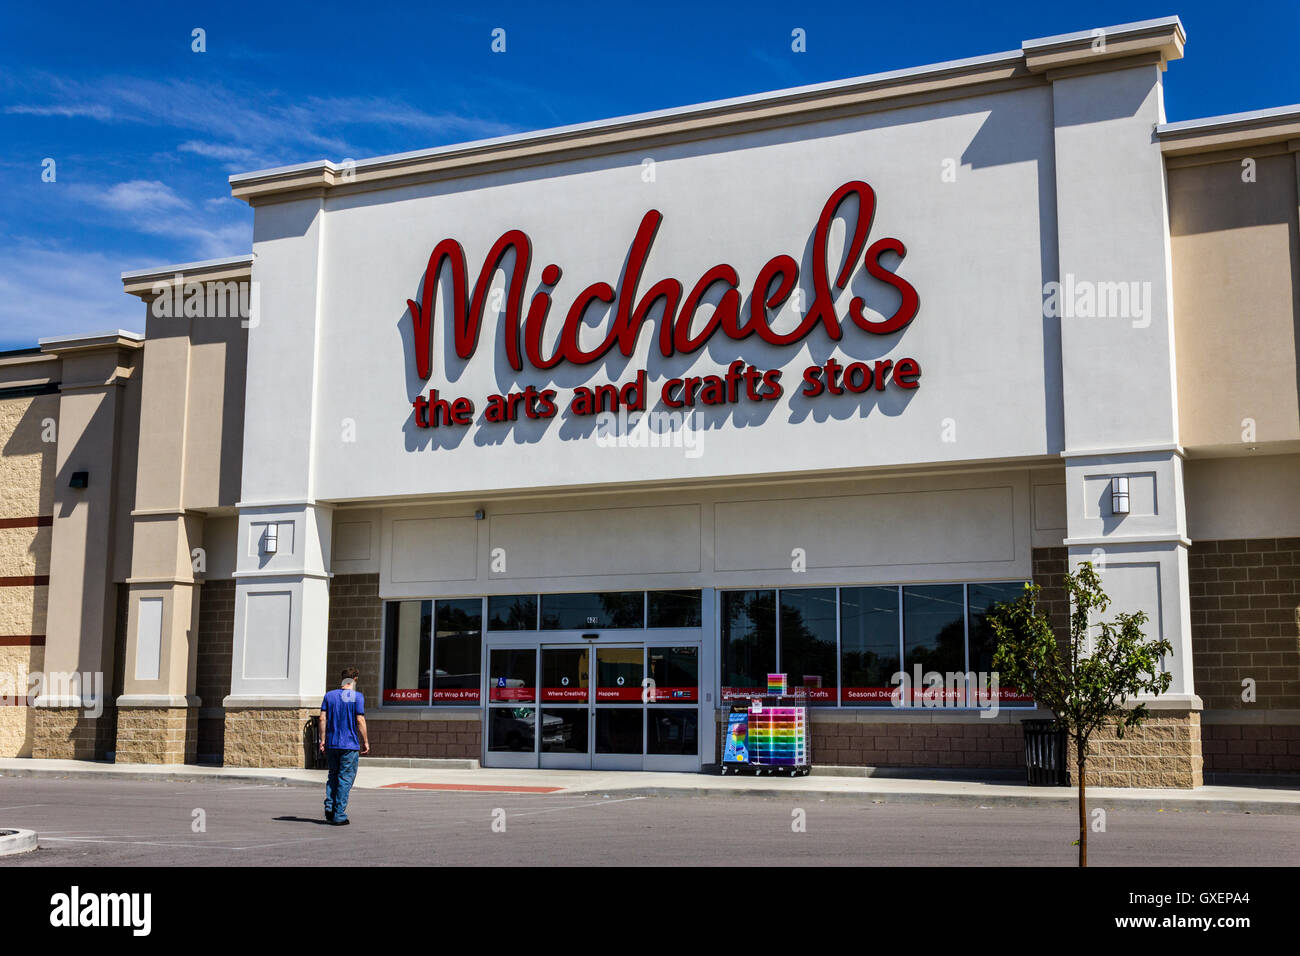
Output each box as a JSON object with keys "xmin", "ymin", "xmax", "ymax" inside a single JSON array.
[
  {"xmin": 1, "ymin": 392, "xmax": 58, "ymax": 641},
  {"xmin": 1167, "ymin": 152, "xmax": 1300, "ymax": 418}
]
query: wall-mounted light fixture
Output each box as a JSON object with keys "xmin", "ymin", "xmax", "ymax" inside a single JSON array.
[
  {"xmin": 1111, "ymin": 476, "xmax": 1130, "ymax": 515},
  {"xmin": 69, "ymin": 471, "xmax": 88, "ymax": 489},
  {"xmin": 263, "ymin": 524, "xmax": 279, "ymax": 554},
  {"xmin": 474, "ymin": 509, "xmax": 485, "ymax": 521}
]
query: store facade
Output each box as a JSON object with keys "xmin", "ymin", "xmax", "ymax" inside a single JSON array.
[{"xmin": 2, "ymin": 16, "xmax": 1298, "ymax": 786}]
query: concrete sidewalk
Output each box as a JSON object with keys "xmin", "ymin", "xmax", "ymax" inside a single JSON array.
[{"xmin": 3, "ymin": 757, "xmax": 1299, "ymax": 814}]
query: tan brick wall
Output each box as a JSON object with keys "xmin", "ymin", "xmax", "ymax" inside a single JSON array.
[
  {"xmin": 368, "ymin": 718, "xmax": 481, "ymax": 760},
  {"xmin": 0, "ymin": 526, "xmax": 50, "ymax": 577},
  {"xmin": 1068, "ymin": 711, "xmax": 1203, "ymax": 788},
  {"xmin": 33, "ymin": 707, "xmax": 112, "ymax": 760},
  {"xmin": 223, "ymin": 707, "xmax": 317, "ymax": 768},
  {"xmin": 0, "ymin": 393, "xmax": 58, "ymax": 519},
  {"xmin": 115, "ymin": 706, "xmax": 197, "ymax": 764},
  {"xmin": 0, "ymin": 704, "xmax": 36, "ymax": 757},
  {"xmin": 1189, "ymin": 538, "xmax": 1300, "ymax": 710},
  {"xmin": 326, "ymin": 573, "xmax": 381, "ymax": 705},
  {"xmin": 0, "ymin": 583, "xmax": 46, "ymax": 637},
  {"xmin": 0, "ymin": 643, "xmax": 42, "ymax": 757}
]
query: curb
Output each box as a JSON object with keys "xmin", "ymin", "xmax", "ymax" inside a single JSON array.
[
  {"xmin": 3, "ymin": 765, "xmax": 1297, "ymax": 816},
  {"xmin": 360, "ymin": 757, "xmax": 479, "ymax": 770},
  {"xmin": 0, "ymin": 766, "xmax": 321, "ymax": 789},
  {"xmin": 0, "ymin": 829, "xmax": 38, "ymax": 857},
  {"xmin": 562, "ymin": 785, "xmax": 1300, "ymax": 815}
]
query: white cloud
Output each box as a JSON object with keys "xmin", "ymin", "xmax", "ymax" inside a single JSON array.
[
  {"xmin": 77, "ymin": 180, "xmax": 191, "ymax": 213},
  {"xmin": 63, "ymin": 178, "xmax": 250, "ymax": 260},
  {"xmin": 4, "ymin": 103, "xmax": 114, "ymax": 121},
  {"xmin": 0, "ymin": 243, "xmax": 142, "ymax": 349},
  {"xmin": 178, "ymin": 139, "xmax": 271, "ymax": 171},
  {"xmin": 6, "ymin": 73, "xmax": 520, "ymax": 170}
]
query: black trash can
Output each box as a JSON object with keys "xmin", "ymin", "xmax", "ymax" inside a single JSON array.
[
  {"xmin": 1022, "ymin": 719, "xmax": 1068, "ymax": 786},
  {"xmin": 304, "ymin": 716, "xmax": 328, "ymax": 770}
]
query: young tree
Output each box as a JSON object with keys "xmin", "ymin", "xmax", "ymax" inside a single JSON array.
[{"xmin": 988, "ymin": 561, "xmax": 1172, "ymax": 867}]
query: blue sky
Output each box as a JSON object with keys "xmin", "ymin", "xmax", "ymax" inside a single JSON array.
[{"xmin": 2, "ymin": 0, "xmax": 1297, "ymax": 349}]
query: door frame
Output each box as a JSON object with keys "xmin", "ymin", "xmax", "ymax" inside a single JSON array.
[{"xmin": 481, "ymin": 628, "xmax": 704, "ymax": 771}]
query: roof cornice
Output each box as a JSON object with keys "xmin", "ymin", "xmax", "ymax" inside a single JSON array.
[
  {"xmin": 38, "ymin": 330, "xmax": 145, "ymax": 355},
  {"xmin": 1157, "ymin": 105, "xmax": 1300, "ymax": 157},
  {"xmin": 228, "ymin": 17, "xmax": 1186, "ymax": 207},
  {"xmin": 121, "ymin": 254, "xmax": 254, "ymax": 299}
]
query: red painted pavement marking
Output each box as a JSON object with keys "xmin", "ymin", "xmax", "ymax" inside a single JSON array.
[{"xmin": 381, "ymin": 782, "xmax": 564, "ymax": 794}]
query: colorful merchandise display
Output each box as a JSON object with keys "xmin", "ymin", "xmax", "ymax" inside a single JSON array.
[
  {"xmin": 746, "ymin": 706, "xmax": 808, "ymax": 768},
  {"xmin": 721, "ymin": 674, "xmax": 812, "ymax": 776}
]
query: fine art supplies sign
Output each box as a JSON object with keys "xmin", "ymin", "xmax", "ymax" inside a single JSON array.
[{"xmin": 404, "ymin": 180, "xmax": 922, "ymax": 429}]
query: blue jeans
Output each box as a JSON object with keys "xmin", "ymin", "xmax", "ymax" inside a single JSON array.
[{"xmin": 324, "ymin": 749, "xmax": 359, "ymax": 822}]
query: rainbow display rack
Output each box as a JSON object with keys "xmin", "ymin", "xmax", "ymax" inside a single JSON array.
[{"xmin": 720, "ymin": 688, "xmax": 812, "ymax": 777}]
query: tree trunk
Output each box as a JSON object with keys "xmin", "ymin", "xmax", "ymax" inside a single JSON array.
[{"xmin": 1077, "ymin": 755, "xmax": 1088, "ymax": 867}]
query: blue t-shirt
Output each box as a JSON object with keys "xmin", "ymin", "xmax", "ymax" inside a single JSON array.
[{"xmin": 321, "ymin": 687, "xmax": 365, "ymax": 751}]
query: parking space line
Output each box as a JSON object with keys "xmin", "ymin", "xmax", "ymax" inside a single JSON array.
[{"xmin": 506, "ymin": 796, "xmax": 646, "ymax": 819}]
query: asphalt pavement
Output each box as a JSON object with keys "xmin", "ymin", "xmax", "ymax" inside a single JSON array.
[{"xmin": 1, "ymin": 775, "xmax": 1296, "ymax": 866}]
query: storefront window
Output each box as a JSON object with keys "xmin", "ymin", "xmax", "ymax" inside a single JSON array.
[
  {"xmin": 903, "ymin": 585, "xmax": 967, "ymax": 706},
  {"xmin": 648, "ymin": 589, "xmax": 702, "ymax": 627},
  {"xmin": 720, "ymin": 590, "xmax": 776, "ymax": 700},
  {"xmin": 648, "ymin": 646, "xmax": 698, "ymax": 702},
  {"xmin": 488, "ymin": 594, "xmax": 538, "ymax": 631},
  {"xmin": 382, "ymin": 600, "xmax": 431, "ymax": 705},
  {"xmin": 967, "ymin": 582, "xmax": 1033, "ymax": 705},
  {"xmin": 541, "ymin": 591, "xmax": 644, "ymax": 629},
  {"xmin": 777, "ymin": 588, "xmax": 837, "ymax": 704},
  {"xmin": 840, "ymin": 586, "xmax": 900, "ymax": 706},
  {"xmin": 432, "ymin": 598, "xmax": 481, "ymax": 703}
]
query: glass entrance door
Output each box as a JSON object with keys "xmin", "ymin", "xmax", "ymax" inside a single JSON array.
[
  {"xmin": 540, "ymin": 646, "xmax": 591, "ymax": 770},
  {"xmin": 482, "ymin": 631, "xmax": 703, "ymax": 771},
  {"xmin": 486, "ymin": 647, "xmax": 539, "ymax": 768},
  {"xmin": 593, "ymin": 646, "xmax": 643, "ymax": 770}
]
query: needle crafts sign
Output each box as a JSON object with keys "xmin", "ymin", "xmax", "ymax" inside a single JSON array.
[{"xmin": 405, "ymin": 180, "xmax": 922, "ymax": 428}]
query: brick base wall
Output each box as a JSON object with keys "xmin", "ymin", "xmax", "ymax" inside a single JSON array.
[
  {"xmin": 223, "ymin": 707, "xmax": 318, "ymax": 768},
  {"xmin": 812, "ymin": 718, "xmax": 1025, "ymax": 769},
  {"xmin": 1067, "ymin": 711, "xmax": 1202, "ymax": 788},
  {"xmin": 33, "ymin": 706, "xmax": 114, "ymax": 760},
  {"xmin": 1202, "ymin": 723, "xmax": 1300, "ymax": 773},
  {"xmin": 115, "ymin": 706, "xmax": 198, "ymax": 764},
  {"xmin": 0, "ymin": 643, "xmax": 41, "ymax": 757},
  {"xmin": 1189, "ymin": 537, "xmax": 1299, "ymax": 776},
  {"xmin": 367, "ymin": 718, "xmax": 481, "ymax": 760}
]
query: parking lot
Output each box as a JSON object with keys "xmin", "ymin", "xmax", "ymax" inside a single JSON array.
[{"xmin": 1, "ymin": 775, "xmax": 1296, "ymax": 867}]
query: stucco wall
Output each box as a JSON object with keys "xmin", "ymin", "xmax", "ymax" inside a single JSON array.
[{"xmin": 1169, "ymin": 152, "xmax": 1300, "ymax": 451}]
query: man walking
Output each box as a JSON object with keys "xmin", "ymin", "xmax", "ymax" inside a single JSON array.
[{"xmin": 319, "ymin": 666, "xmax": 370, "ymax": 825}]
